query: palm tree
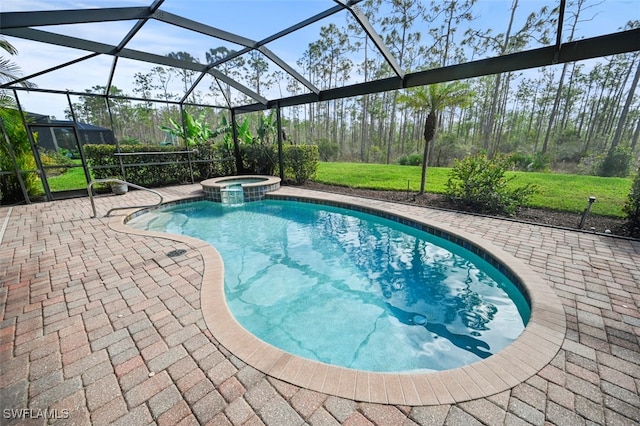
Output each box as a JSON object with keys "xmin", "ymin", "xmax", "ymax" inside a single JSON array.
[
  {"xmin": 1, "ymin": 37, "xmax": 36, "ymax": 108},
  {"xmin": 398, "ymin": 81, "xmax": 474, "ymax": 194}
]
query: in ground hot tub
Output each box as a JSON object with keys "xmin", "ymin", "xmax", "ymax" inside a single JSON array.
[{"xmin": 201, "ymin": 175, "xmax": 281, "ymax": 203}]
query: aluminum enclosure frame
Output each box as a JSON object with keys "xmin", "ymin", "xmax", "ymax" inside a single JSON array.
[
  {"xmin": 2, "ymin": 0, "xmax": 639, "ymax": 115},
  {"xmin": 1, "ymin": 0, "xmax": 639, "ymax": 204}
]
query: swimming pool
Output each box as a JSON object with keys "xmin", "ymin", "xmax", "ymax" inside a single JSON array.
[{"xmin": 128, "ymin": 198, "xmax": 530, "ymax": 373}]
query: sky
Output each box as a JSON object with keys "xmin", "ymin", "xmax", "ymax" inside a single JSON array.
[{"xmin": 1, "ymin": 0, "xmax": 637, "ymax": 119}]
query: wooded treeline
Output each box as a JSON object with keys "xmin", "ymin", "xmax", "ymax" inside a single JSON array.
[{"xmin": 65, "ymin": 0, "xmax": 639, "ymax": 175}]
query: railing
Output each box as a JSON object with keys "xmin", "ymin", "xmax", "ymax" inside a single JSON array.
[{"xmin": 87, "ymin": 179, "xmax": 163, "ymax": 218}]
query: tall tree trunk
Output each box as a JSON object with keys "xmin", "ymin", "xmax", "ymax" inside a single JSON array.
[
  {"xmin": 577, "ymin": 81, "xmax": 593, "ymax": 138},
  {"xmin": 631, "ymin": 118, "xmax": 640, "ymax": 151},
  {"xmin": 560, "ymin": 62, "xmax": 578, "ymax": 129},
  {"xmin": 484, "ymin": 74, "xmax": 502, "ymax": 153},
  {"xmin": 483, "ymin": 0, "xmax": 518, "ymax": 154},
  {"xmin": 387, "ymin": 94, "xmax": 398, "ymax": 163},
  {"xmin": 542, "ymin": 64, "xmax": 567, "ymax": 155},
  {"xmin": 360, "ymin": 95, "xmax": 368, "ymax": 161},
  {"xmin": 610, "ymin": 59, "xmax": 640, "ymax": 155},
  {"xmin": 585, "ymin": 79, "xmax": 609, "ymax": 151},
  {"xmin": 491, "ymin": 72, "xmax": 512, "ymax": 156},
  {"xmin": 360, "ymin": 39, "xmax": 369, "ymax": 162},
  {"xmin": 420, "ymin": 111, "xmax": 437, "ymax": 194},
  {"xmin": 605, "ymin": 59, "xmax": 635, "ymax": 139}
]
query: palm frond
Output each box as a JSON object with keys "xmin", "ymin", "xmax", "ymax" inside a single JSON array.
[{"xmin": 0, "ymin": 38, "xmax": 18, "ymax": 56}]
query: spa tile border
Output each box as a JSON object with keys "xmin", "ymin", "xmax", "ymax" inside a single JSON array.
[
  {"xmin": 118, "ymin": 187, "xmax": 567, "ymax": 406},
  {"xmin": 201, "ymin": 175, "xmax": 281, "ymax": 202}
]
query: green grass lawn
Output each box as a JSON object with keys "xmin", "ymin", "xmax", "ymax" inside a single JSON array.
[
  {"xmin": 46, "ymin": 165, "xmax": 90, "ymax": 192},
  {"xmin": 314, "ymin": 162, "xmax": 632, "ymax": 218},
  {"xmin": 43, "ymin": 160, "xmax": 632, "ymax": 218}
]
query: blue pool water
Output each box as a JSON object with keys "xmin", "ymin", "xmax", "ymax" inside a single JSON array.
[
  {"xmin": 218, "ymin": 177, "xmax": 266, "ymax": 185},
  {"xmin": 129, "ymin": 200, "xmax": 530, "ymax": 372}
]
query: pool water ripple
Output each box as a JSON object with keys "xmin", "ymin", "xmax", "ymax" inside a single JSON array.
[{"xmin": 129, "ymin": 199, "xmax": 531, "ymax": 373}]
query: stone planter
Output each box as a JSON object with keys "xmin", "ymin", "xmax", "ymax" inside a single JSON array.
[{"xmin": 111, "ymin": 182, "xmax": 128, "ymax": 195}]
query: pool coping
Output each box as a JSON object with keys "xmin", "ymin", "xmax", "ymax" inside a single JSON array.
[{"xmin": 112, "ymin": 187, "xmax": 566, "ymax": 406}]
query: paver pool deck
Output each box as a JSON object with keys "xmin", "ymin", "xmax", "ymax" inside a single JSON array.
[{"xmin": 1, "ymin": 184, "xmax": 639, "ymax": 425}]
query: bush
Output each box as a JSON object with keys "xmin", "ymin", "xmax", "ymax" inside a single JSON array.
[
  {"xmin": 598, "ymin": 146, "xmax": 632, "ymax": 177},
  {"xmin": 241, "ymin": 143, "xmax": 276, "ymax": 175},
  {"xmin": 85, "ymin": 142, "xmax": 319, "ymax": 186},
  {"xmin": 509, "ymin": 152, "xmax": 550, "ymax": 172},
  {"xmin": 40, "ymin": 150, "xmax": 74, "ymax": 176},
  {"xmin": 316, "ymin": 139, "xmax": 339, "ymax": 161},
  {"xmin": 576, "ymin": 153, "xmax": 602, "ymax": 175},
  {"xmin": 196, "ymin": 143, "xmax": 235, "ymax": 178},
  {"xmin": 84, "ymin": 144, "xmax": 221, "ymax": 185},
  {"xmin": 623, "ymin": 167, "xmax": 640, "ymax": 238},
  {"xmin": 120, "ymin": 136, "xmax": 142, "ymax": 145},
  {"xmin": 0, "ymin": 108, "xmax": 39, "ymax": 204},
  {"xmin": 281, "ymin": 145, "xmax": 319, "ymax": 184},
  {"xmin": 553, "ymin": 128, "xmax": 583, "ymax": 162},
  {"xmin": 432, "ymin": 132, "xmax": 468, "ymax": 166},
  {"xmin": 445, "ymin": 154, "xmax": 537, "ymax": 215},
  {"xmin": 398, "ymin": 153, "xmax": 422, "ymax": 166}
]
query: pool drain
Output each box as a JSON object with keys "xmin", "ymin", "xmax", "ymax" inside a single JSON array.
[{"xmin": 167, "ymin": 249, "xmax": 187, "ymax": 257}]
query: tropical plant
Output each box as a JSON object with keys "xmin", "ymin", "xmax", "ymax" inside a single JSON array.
[
  {"xmin": 0, "ymin": 108, "xmax": 39, "ymax": 203},
  {"xmin": 212, "ymin": 115, "xmax": 255, "ymax": 152},
  {"xmin": 398, "ymin": 81, "xmax": 474, "ymax": 194},
  {"xmin": 256, "ymin": 110, "xmax": 277, "ymax": 144},
  {"xmin": 1, "ymin": 37, "xmax": 36, "ymax": 107},
  {"xmin": 159, "ymin": 110, "xmax": 213, "ymax": 146}
]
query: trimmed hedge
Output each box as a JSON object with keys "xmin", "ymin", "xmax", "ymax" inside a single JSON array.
[
  {"xmin": 84, "ymin": 144, "xmax": 218, "ymax": 186},
  {"xmin": 84, "ymin": 143, "xmax": 319, "ymax": 187}
]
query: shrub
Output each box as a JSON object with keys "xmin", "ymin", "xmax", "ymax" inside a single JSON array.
[
  {"xmin": 398, "ymin": 153, "xmax": 422, "ymax": 166},
  {"xmin": 445, "ymin": 154, "xmax": 537, "ymax": 215},
  {"xmin": 196, "ymin": 143, "xmax": 235, "ymax": 178},
  {"xmin": 432, "ymin": 132, "xmax": 467, "ymax": 166},
  {"xmin": 508, "ymin": 152, "xmax": 550, "ymax": 172},
  {"xmin": 316, "ymin": 139, "xmax": 339, "ymax": 161},
  {"xmin": 85, "ymin": 144, "xmax": 202, "ymax": 185},
  {"xmin": 40, "ymin": 150, "xmax": 74, "ymax": 176},
  {"xmin": 242, "ymin": 143, "xmax": 276, "ymax": 175},
  {"xmin": 623, "ymin": 167, "xmax": 640, "ymax": 238},
  {"xmin": 598, "ymin": 146, "xmax": 632, "ymax": 177},
  {"xmin": 576, "ymin": 153, "xmax": 602, "ymax": 175},
  {"xmin": 85, "ymin": 142, "xmax": 319, "ymax": 187},
  {"xmin": 281, "ymin": 145, "xmax": 319, "ymax": 184},
  {"xmin": 368, "ymin": 146, "xmax": 385, "ymax": 164},
  {"xmin": 120, "ymin": 136, "xmax": 142, "ymax": 145},
  {"xmin": 553, "ymin": 128, "xmax": 583, "ymax": 162}
]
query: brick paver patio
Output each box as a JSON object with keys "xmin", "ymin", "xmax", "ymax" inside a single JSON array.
[{"xmin": 1, "ymin": 184, "xmax": 639, "ymax": 425}]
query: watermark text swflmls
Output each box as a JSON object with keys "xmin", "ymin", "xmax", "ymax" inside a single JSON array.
[{"xmin": 3, "ymin": 408, "xmax": 70, "ymax": 419}]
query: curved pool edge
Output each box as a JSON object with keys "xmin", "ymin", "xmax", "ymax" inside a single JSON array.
[{"xmin": 114, "ymin": 188, "xmax": 566, "ymax": 406}]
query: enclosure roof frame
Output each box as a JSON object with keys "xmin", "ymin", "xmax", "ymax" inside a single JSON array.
[{"xmin": 1, "ymin": 0, "xmax": 639, "ymax": 115}]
